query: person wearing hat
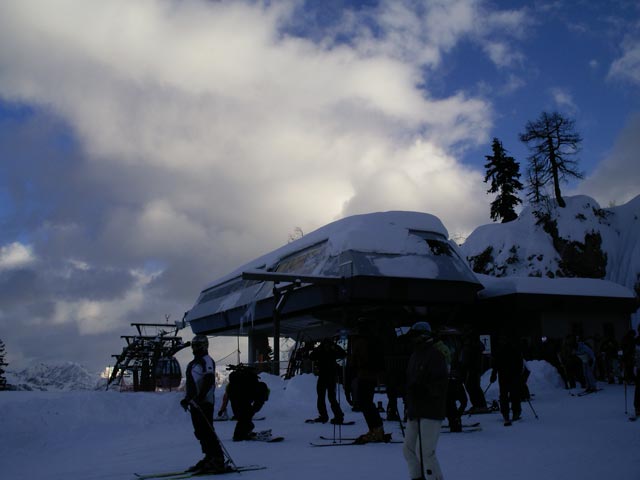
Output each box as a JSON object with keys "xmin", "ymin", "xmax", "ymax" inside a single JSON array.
[
  {"xmin": 402, "ymin": 322, "xmax": 448, "ymax": 480},
  {"xmin": 180, "ymin": 334, "xmax": 226, "ymax": 474}
]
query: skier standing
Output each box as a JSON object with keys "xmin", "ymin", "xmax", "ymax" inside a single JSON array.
[
  {"xmin": 490, "ymin": 335, "xmax": 523, "ymax": 426},
  {"xmin": 349, "ymin": 322, "xmax": 387, "ymax": 443},
  {"xmin": 402, "ymin": 321, "xmax": 448, "ymax": 480},
  {"xmin": 574, "ymin": 338, "xmax": 597, "ymax": 392},
  {"xmin": 309, "ymin": 338, "xmax": 346, "ymax": 424},
  {"xmin": 446, "ymin": 363, "xmax": 468, "ymax": 433},
  {"xmin": 459, "ymin": 330, "xmax": 489, "ymax": 413},
  {"xmin": 180, "ymin": 334, "xmax": 226, "ymax": 474},
  {"xmin": 633, "ymin": 336, "xmax": 640, "ymax": 419}
]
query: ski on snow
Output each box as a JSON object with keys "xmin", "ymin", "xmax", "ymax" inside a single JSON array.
[
  {"xmin": 305, "ymin": 419, "xmax": 356, "ymax": 425},
  {"xmin": 576, "ymin": 388, "xmax": 603, "ymax": 397},
  {"xmin": 441, "ymin": 427, "xmax": 483, "ymax": 433},
  {"xmin": 311, "ymin": 433, "xmax": 401, "ymax": 446},
  {"xmin": 134, "ymin": 465, "xmax": 266, "ymax": 479},
  {"xmin": 441, "ymin": 422, "xmax": 480, "ymax": 429}
]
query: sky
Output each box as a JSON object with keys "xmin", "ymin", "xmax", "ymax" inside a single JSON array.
[
  {"xmin": 1, "ymin": 363, "xmax": 640, "ymax": 479},
  {"xmin": 0, "ymin": 0, "xmax": 639, "ymax": 372}
]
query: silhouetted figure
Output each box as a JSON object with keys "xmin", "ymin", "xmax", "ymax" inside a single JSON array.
[
  {"xmin": 490, "ymin": 335, "xmax": 523, "ymax": 426},
  {"xmin": 309, "ymin": 338, "xmax": 346, "ymax": 424}
]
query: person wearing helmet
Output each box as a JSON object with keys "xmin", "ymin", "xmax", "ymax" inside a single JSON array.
[
  {"xmin": 180, "ymin": 335, "xmax": 226, "ymax": 474},
  {"xmin": 402, "ymin": 321, "xmax": 448, "ymax": 480}
]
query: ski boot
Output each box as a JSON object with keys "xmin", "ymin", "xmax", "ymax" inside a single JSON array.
[{"xmin": 354, "ymin": 426, "xmax": 385, "ymax": 444}]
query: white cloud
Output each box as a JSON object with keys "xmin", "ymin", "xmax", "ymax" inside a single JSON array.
[
  {"xmin": 52, "ymin": 269, "xmax": 155, "ymax": 335},
  {"xmin": 0, "ymin": 242, "xmax": 36, "ymax": 271},
  {"xmin": 576, "ymin": 113, "xmax": 640, "ymax": 206},
  {"xmin": 0, "ymin": 0, "xmax": 531, "ymax": 369},
  {"xmin": 0, "ymin": 0, "xmax": 498, "ymax": 248},
  {"xmin": 609, "ymin": 30, "xmax": 640, "ymax": 85},
  {"xmin": 550, "ymin": 87, "xmax": 578, "ymax": 114}
]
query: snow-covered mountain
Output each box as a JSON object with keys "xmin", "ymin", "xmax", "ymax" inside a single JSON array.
[
  {"xmin": 6, "ymin": 361, "xmax": 103, "ymax": 391},
  {"xmin": 461, "ymin": 194, "xmax": 640, "ymax": 323}
]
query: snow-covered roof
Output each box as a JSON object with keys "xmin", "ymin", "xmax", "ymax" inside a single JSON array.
[
  {"xmin": 204, "ymin": 210, "xmax": 452, "ymax": 289},
  {"xmin": 477, "ymin": 274, "xmax": 637, "ymax": 299},
  {"xmin": 186, "ymin": 211, "xmax": 481, "ymax": 327}
]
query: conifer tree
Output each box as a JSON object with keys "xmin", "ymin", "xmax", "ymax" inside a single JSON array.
[
  {"xmin": 0, "ymin": 339, "xmax": 8, "ymax": 390},
  {"xmin": 519, "ymin": 111, "xmax": 583, "ymax": 208},
  {"xmin": 484, "ymin": 138, "xmax": 523, "ymax": 223}
]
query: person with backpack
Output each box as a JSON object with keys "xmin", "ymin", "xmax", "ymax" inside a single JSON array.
[
  {"xmin": 402, "ymin": 322, "xmax": 448, "ymax": 480},
  {"xmin": 218, "ymin": 364, "xmax": 269, "ymax": 441},
  {"xmin": 180, "ymin": 334, "xmax": 227, "ymax": 474},
  {"xmin": 308, "ymin": 338, "xmax": 346, "ymax": 424}
]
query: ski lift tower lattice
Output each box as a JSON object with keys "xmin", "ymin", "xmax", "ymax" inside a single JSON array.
[{"xmin": 107, "ymin": 322, "xmax": 189, "ymax": 392}]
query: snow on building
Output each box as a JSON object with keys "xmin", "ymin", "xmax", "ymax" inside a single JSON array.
[{"xmin": 184, "ymin": 210, "xmax": 639, "ymax": 369}]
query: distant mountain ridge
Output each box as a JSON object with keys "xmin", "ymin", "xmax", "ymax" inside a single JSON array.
[
  {"xmin": 460, "ymin": 194, "xmax": 640, "ymax": 322},
  {"xmin": 6, "ymin": 361, "xmax": 102, "ymax": 391}
]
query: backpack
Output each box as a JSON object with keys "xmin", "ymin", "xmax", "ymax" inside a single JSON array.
[
  {"xmin": 228, "ymin": 365, "xmax": 270, "ymax": 404},
  {"xmin": 255, "ymin": 380, "xmax": 270, "ymax": 403}
]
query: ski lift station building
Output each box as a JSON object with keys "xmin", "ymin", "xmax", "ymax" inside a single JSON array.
[{"xmin": 183, "ymin": 211, "xmax": 638, "ymax": 369}]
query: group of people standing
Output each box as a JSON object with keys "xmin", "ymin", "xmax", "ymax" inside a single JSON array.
[{"xmin": 178, "ymin": 324, "xmax": 640, "ymax": 480}]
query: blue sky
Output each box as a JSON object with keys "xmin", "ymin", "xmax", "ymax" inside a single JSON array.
[{"xmin": 0, "ymin": 0, "xmax": 639, "ymax": 371}]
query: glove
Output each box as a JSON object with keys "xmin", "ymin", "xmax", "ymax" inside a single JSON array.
[{"xmin": 180, "ymin": 398, "xmax": 190, "ymax": 411}]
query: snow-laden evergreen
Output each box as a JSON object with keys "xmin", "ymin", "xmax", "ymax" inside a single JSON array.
[{"xmin": 461, "ymin": 194, "xmax": 640, "ymax": 325}]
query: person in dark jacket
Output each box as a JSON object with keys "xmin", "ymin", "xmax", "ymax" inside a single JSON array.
[
  {"xmin": 350, "ymin": 323, "xmax": 387, "ymax": 443},
  {"xmin": 459, "ymin": 331, "xmax": 489, "ymax": 412},
  {"xmin": 490, "ymin": 335, "xmax": 524, "ymax": 426},
  {"xmin": 218, "ymin": 364, "xmax": 268, "ymax": 441},
  {"xmin": 180, "ymin": 335, "xmax": 226, "ymax": 474},
  {"xmin": 309, "ymin": 338, "xmax": 346, "ymax": 424},
  {"xmin": 402, "ymin": 322, "xmax": 448, "ymax": 480}
]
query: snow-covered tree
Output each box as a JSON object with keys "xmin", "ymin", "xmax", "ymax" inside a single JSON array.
[
  {"xmin": 519, "ymin": 111, "xmax": 583, "ymax": 208},
  {"xmin": 484, "ymin": 138, "xmax": 523, "ymax": 223}
]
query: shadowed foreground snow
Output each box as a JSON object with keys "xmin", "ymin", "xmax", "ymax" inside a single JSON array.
[{"xmin": 1, "ymin": 361, "xmax": 639, "ymax": 480}]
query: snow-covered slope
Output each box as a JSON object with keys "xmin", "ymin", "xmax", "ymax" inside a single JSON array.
[
  {"xmin": 6, "ymin": 361, "xmax": 102, "ymax": 391},
  {"xmin": 1, "ymin": 364, "xmax": 639, "ymax": 480}
]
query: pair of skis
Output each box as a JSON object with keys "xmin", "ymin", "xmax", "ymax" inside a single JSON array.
[
  {"xmin": 312, "ymin": 432, "xmax": 402, "ymax": 446},
  {"xmin": 440, "ymin": 421, "xmax": 482, "ymax": 433},
  {"xmin": 134, "ymin": 465, "xmax": 266, "ymax": 479}
]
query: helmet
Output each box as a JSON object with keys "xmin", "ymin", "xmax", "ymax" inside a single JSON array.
[
  {"xmin": 410, "ymin": 321, "xmax": 432, "ymax": 336},
  {"xmin": 191, "ymin": 334, "xmax": 209, "ymax": 351}
]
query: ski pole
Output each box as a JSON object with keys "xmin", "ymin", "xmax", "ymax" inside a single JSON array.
[
  {"xmin": 525, "ymin": 397, "xmax": 539, "ymax": 419},
  {"xmin": 417, "ymin": 420, "xmax": 424, "ymax": 478},
  {"xmin": 483, "ymin": 380, "xmax": 494, "ymax": 397},
  {"xmin": 624, "ymin": 380, "xmax": 628, "ymax": 415},
  {"xmin": 396, "ymin": 404, "xmax": 405, "ymax": 438},
  {"xmin": 334, "ymin": 375, "xmax": 342, "ymax": 443},
  {"xmin": 190, "ymin": 402, "xmax": 238, "ymax": 470}
]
